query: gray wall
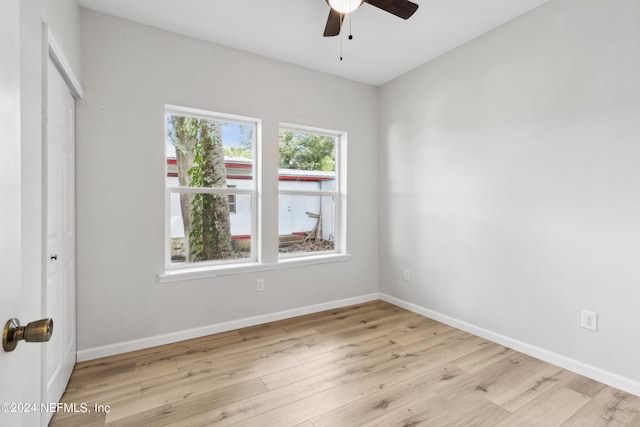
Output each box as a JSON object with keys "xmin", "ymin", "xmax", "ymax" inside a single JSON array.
[
  {"xmin": 76, "ymin": 10, "xmax": 379, "ymax": 352},
  {"xmin": 379, "ymin": 0, "xmax": 640, "ymax": 386}
]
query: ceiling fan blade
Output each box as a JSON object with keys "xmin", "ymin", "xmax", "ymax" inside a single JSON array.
[
  {"xmin": 364, "ymin": 0, "xmax": 419, "ymax": 19},
  {"xmin": 323, "ymin": 8, "xmax": 344, "ymax": 37}
]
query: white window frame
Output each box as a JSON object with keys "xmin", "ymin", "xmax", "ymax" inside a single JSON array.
[
  {"xmin": 278, "ymin": 123, "xmax": 346, "ymax": 259},
  {"xmin": 164, "ymin": 105, "xmax": 260, "ymax": 271}
]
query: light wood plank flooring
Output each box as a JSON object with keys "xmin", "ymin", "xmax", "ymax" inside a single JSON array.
[{"xmin": 51, "ymin": 301, "xmax": 640, "ymax": 426}]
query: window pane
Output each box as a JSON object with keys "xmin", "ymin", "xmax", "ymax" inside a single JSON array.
[
  {"xmin": 278, "ymin": 129, "xmax": 336, "ymax": 191},
  {"xmin": 279, "ymin": 195, "xmax": 336, "ymax": 254},
  {"xmin": 166, "ymin": 108, "xmax": 257, "ymax": 267},
  {"xmin": 170, "ymin": 192, "xmax": 252, "ymax": 263},
  {"xmin": 166, "ymin": 114, "xmax": 254, "ymax": 189}
]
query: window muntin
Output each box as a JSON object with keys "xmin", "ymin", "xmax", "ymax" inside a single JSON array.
[
  {"xmin": 278, "ymin": 126, "xmax": 342, "ymax": 257},
  {"xmin": 165, "ymin": 106, "xmax": 257, "ymax": 267}
]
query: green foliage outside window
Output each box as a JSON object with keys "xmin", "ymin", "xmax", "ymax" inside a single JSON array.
[{"xmin": 279, "ymin": 130, "xmax": 335, "ymax": 171}]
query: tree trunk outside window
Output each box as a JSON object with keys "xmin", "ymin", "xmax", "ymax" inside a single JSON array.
[{"xmin": 171, "ymin": 116, "xmax": 233, "ymax": 261}]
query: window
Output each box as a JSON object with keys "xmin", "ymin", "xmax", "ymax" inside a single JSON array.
[
  {"xmin": 161, "ymin": 108, "xmax": 348, "ymax": 281},
  {"xmin": 165, "ymin": 106, "xmax": 257, "ymax": 267},
  {"xmin": 278, "ymin": 125, "xmax": 343, "ymax": 257},
  {"xmin": 228, "ymin": 185, "xmax": 237, "ymax": 214}
]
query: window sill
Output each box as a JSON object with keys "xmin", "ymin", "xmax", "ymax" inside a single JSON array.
[{"xmin": 158, "ymin": 253, "xmax": 351, "ymax": 283}]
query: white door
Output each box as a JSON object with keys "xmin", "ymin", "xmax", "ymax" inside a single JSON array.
[
  {"xmin": 279, "ymin": 195, "xmax": 294, "ymax": 235},
  {"xmin": 44, "ymin": 55, "xmax": 77, "ymax": 422},
  {"xmin": 0, "ymin": 1, "xmax": 42, "ymax": 425}
]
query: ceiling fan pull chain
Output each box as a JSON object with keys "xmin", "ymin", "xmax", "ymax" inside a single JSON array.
[
  {"xmin": 339, "ymin": 12, "xmax": 343, "ymax": 60},
  {"xmin": 349, "ymin": 4, "xmax": 353, "ymax": 40}
]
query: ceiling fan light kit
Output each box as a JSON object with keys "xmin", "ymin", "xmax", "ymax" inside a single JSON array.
[{"xmin": 327, "ymin": 0, "xmax": 364, "ymax": 14}]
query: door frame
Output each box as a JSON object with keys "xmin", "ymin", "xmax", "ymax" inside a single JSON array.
[{"xmin": 41, "ymin": 24, "xmax": 83, "ymax": 424}]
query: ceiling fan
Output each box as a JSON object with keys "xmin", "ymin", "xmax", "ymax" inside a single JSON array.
[{"xmin": 323, "ymin": 0, "xmax": 419, "ymax": 37}]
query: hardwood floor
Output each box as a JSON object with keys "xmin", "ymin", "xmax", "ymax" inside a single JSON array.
[{"xmin": 51, "ymin": 301, "xmax": 640, "ymax": 426}]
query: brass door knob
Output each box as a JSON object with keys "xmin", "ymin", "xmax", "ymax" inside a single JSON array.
[{"xmin": 2, "ymin": 318, "xmax": 54, "ymax": 352}]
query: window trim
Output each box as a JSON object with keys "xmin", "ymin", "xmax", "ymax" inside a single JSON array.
[
  {"xmin": 164, "ymin": 105, "xmax": 260, "ymax": 270},
  {"xmin": 158, "ymin": 253, "xmax": 351, "ymax": 283}
]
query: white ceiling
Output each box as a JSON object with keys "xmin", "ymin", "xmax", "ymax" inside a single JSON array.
[{"xmin": 78, "ymin": 0, "xmax": 551, "ymax": 86}]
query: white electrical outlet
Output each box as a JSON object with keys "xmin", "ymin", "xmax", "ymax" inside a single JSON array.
[
  {"xmin": 257, "ymin": 278, "xmax": 264, "ymax": 292},
  {"xmin": 581, "ymin": 310, "xmax": 597, "ymax": 331},
  {"xmin": 403, "ymin": 269, "xmax": 410, "ymax": 282}
]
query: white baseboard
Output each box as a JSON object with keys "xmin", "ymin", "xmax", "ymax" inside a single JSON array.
[
  {"xmin": 76, "ymin": 293, "xmax": 379, "ymax": 362},
  {"xmin": 379, "ymin": 293, "xmax": 640, "ymax": 397}
]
